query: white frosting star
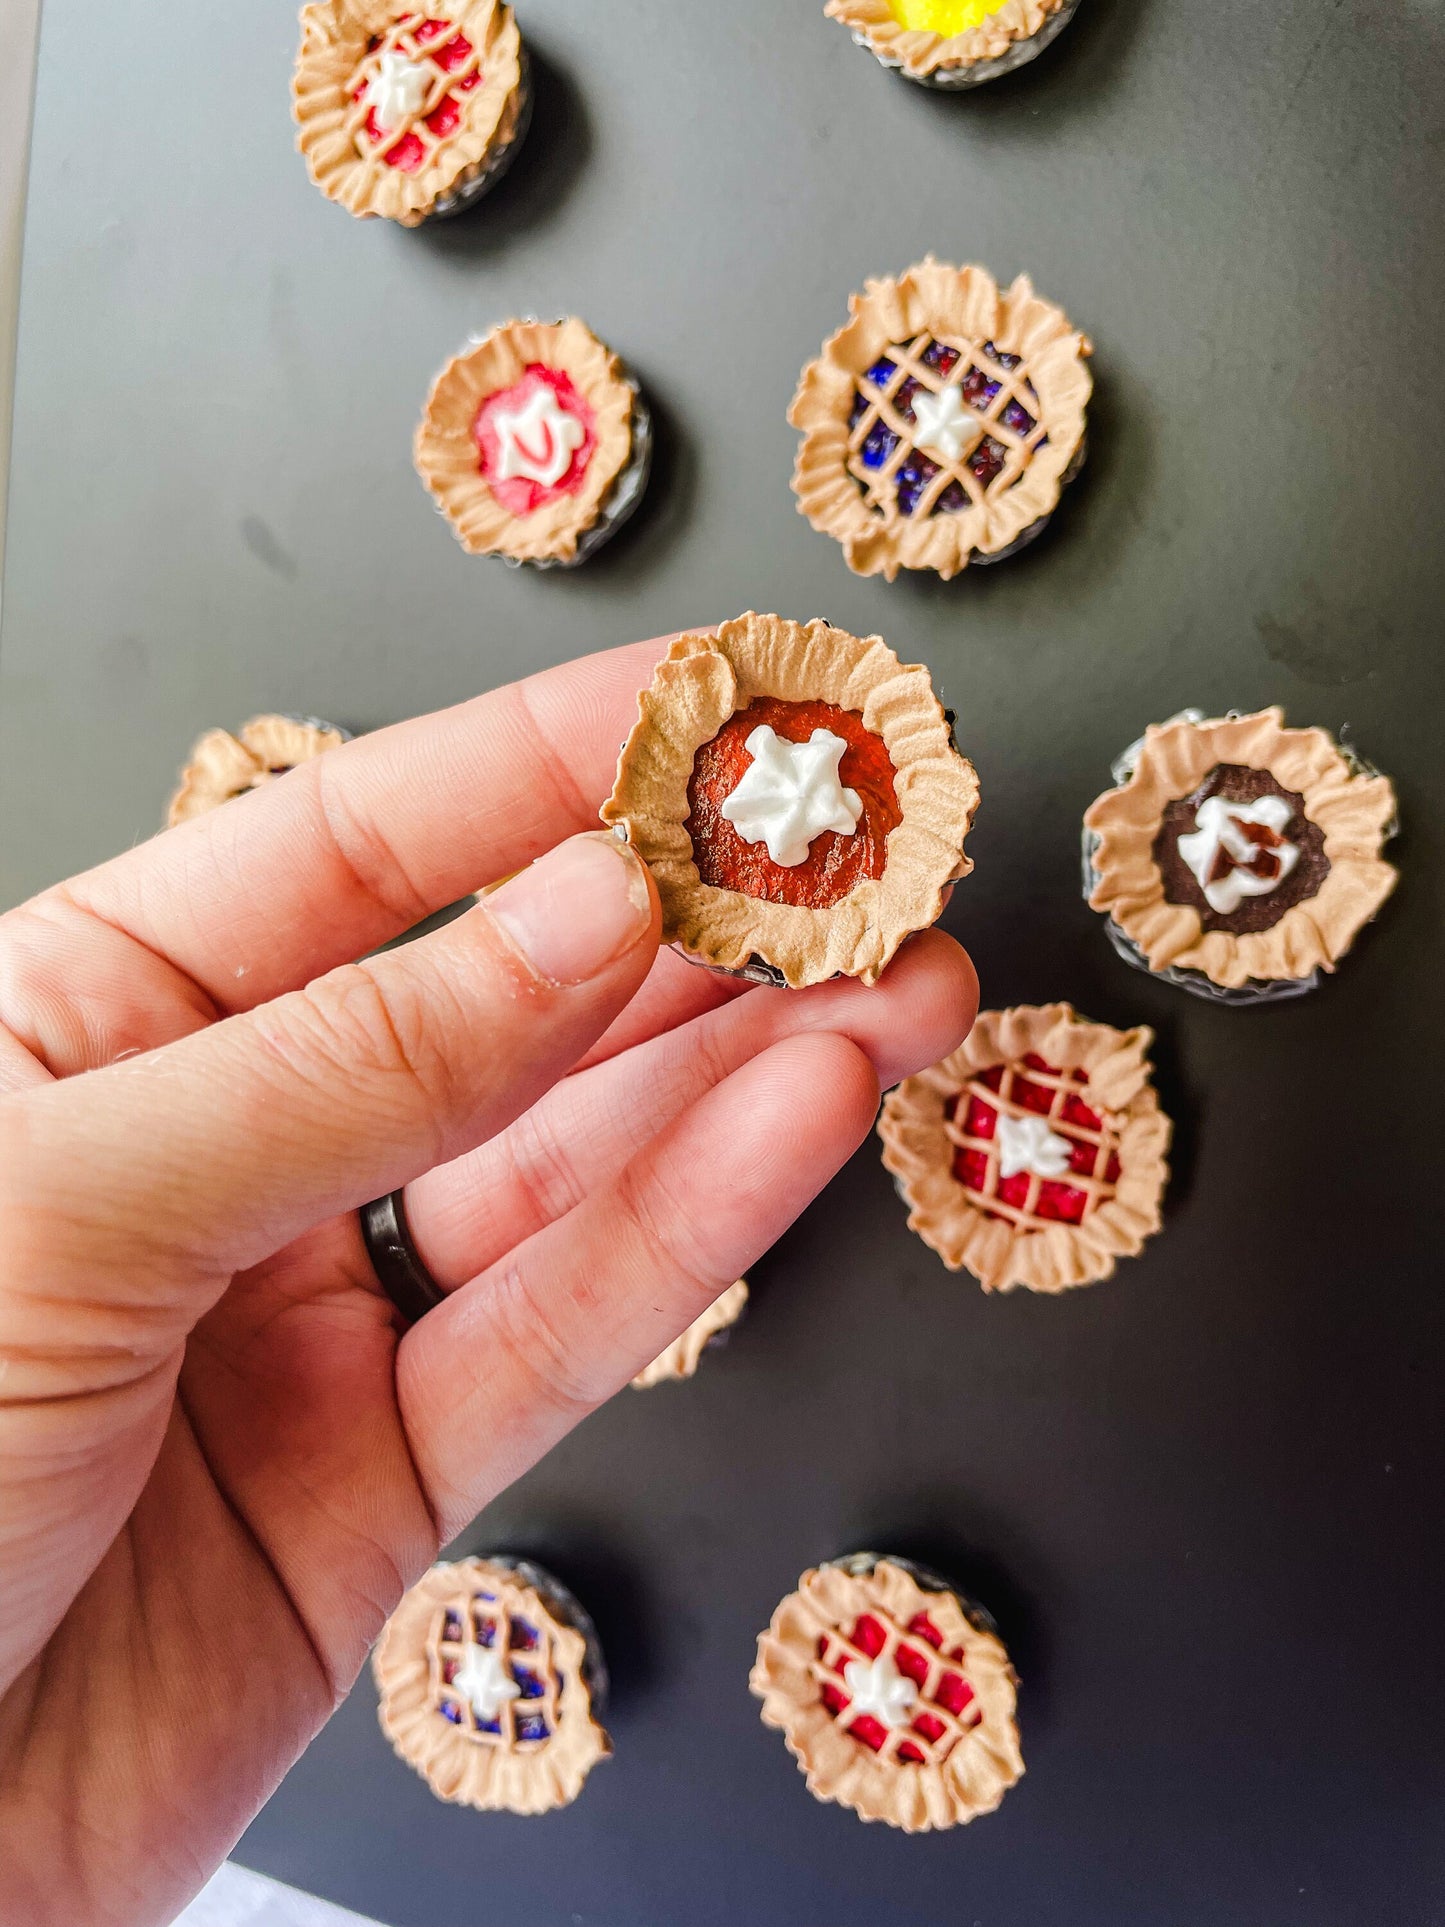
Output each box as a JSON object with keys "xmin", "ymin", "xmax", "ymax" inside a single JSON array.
[
  {"xmin": 996, "ymin": 1111, "xmax": 1073, "ymax": 1181},
  {"xmin": 842, "ymin": 1653, "xmax": 917, "ymax": 1731},
  {"xmin": 451, "ymin": 1642, "xmax": 521, "ymax": 1724},
  {"xmin": 910, "ymin": 382, "xmax": 976, "ymax": 464},
  {"xmin": 719, "ymin": 724, "xmax": 863, "ymax": 868},
  {"xmin": 366, "ymin": 50, "xmax": 432, "ymax": 133},
  {"xmin": 492, "ymin": 385, "xmax": 587, "ymax": 489},
  {"xmin": 1176, "ymin": 794, "xmax": 1300, "ymax": 915}
]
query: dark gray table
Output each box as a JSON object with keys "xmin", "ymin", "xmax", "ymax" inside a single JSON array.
[{"xmin": 5, "ymin": 1, "xmax": 1445, "ymax": 1921}]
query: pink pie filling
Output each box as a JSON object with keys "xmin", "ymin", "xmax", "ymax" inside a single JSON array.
[{"xmin": 473, "ymin": 366, "xmax": 598, "ymax": 517}]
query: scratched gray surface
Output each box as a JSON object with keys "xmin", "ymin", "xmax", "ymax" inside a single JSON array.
[{"xmin": 4, "ymin": 1, "xmax": 1445, "ymax": 1922}]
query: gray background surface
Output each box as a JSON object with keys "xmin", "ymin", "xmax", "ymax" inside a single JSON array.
[{"xmin": 4, "ymin": 1, "xmax": 1445, "ymax": 1921}]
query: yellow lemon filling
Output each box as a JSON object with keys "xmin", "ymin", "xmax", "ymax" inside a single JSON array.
[{"xmin": 886, "ymin": 0, "xmax": 1007, "ymax": 32}]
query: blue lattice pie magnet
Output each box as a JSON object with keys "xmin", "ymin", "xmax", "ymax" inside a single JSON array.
[
  {"xmin": 790, "ymin": 260, "xmax": 1091, "ymax": 581},
  {"xmin": 373, "ymin": 1556, "xmax": 611, "ymax": 1812}
]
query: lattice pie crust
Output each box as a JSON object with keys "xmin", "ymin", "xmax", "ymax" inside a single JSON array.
[
  {"xmin": 751, "ymin": 1556, "xmax": 1023, "ymax": 1831},
  {"xmin": 878, "ymin": 1003, "xmax": 1170, "ymax": 1293},
  {"xmin": 790, "ymin": 260, "xmax": 1091, "ymax": 580}
]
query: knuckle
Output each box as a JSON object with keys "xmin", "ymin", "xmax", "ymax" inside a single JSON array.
[
  {"xmin": 502, "ymin": 1108, "xmax": 586, "ymax": 1236},
  {"xmin": 278, "ymin": 964, "xmax": 457, "ymax": 1132},
  {"xmin": 487, "ymin": 1264, "xmax": 601, "ymax": 1419},
  {"xmin": 612, "ymin": 1158, "xmax": 718, "ymax": 1305},
  {"xmin": 312, "ymin": 756, "xmax": 434, "ymax": 932}
]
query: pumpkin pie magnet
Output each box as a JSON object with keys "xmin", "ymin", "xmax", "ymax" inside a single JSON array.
[{"xmin": 601, "ymin": 614, "xmax": 980, "ymax": 988}]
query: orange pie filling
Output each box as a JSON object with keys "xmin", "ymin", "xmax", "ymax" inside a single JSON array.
[{"xmin": 685, "ymin": 697, "xmax": 902, "ymax": 910}]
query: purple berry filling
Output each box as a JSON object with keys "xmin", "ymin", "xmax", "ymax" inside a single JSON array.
[
  {"xmin": 895, "ymin": 453, "xmax": 941, "ymax": 516},
  {"xmin": 962, "ymin": 365, "xmax": 1001, "ymax": 410},
  {"xmin": 861, "ymin": 422, "xmax": 900, "ymax": 468},
  {"xmin": 1000, "ymin": 398, "xmax": 1036, "ymax": 436},
  {"xmin": 512, "ymin": 1665, "xmax": 546, "ymax": 1699},
  {"xmin": 921, "ymin": 340, "xmax": 961, "ymax": 376},
  {"xmin": 865, "ymin": 356, "xmax": 897, "ymax": 388},
  {"xmin": 509, "ymin": 1616, "xmax": 539, "ymax": 1650},
  {"xmin": 515, "ymin": 1711, "xmax": 551, "ymax": 1742},
  {"xmin": 969, "ymin": 435, "xmax": 1008, "ymax": 487}
]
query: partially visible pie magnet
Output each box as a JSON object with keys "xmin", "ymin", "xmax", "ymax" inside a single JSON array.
[{"xmin": 826, "ymin": 0, "xmax": 1086, "ymax": 88}]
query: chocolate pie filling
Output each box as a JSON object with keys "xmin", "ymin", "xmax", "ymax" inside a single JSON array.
[{"xmin": 1152, "ymin": 763, "xmax": 1329, "ymax": 936}]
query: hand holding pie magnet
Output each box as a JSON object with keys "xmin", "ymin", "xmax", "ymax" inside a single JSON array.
[{"xmin": 0, "ymin": 634, "xmax": 977, "ymax": 1927}]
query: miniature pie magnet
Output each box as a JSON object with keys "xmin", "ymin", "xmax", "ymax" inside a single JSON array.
[
  {"xmin": 790, "ymin": 260, "xmax": 1091, "ymax": 580},
  {"xmin": 1083, "ymin": 708, "xmax": 1399, "ymax": 1001},
  {"xmin": 826, "ymin": 0, "xmax": 1084, "ymax": 87},
  {"xmin": 600, "ymin": 614, "xmax": 980, "ymax": 989},
  {"xmin": 631, "ymin": 1280, "xmax": 749, "ymax": 1389},
  {"xmin": 416, "ymin": 319, "xmax": 652, "ymax": 566},
  {"xmin": 293, "ymin": 1, "xmax": 530, "ymax": 225},
  {"xmin": 166, "ymin": 715, "xmax": 348, "ymax": 826},
  {"xmin": 373, "ymin": 1556, "xmax": 611, "ymax": 1813},
  {"xmin": 751, "ymin": 1554, "xmax": 1023, "ymax": 1831},
  {"xmin": 879, "ymin": 1003, "xmax": 1171, "ymax": 1293}
]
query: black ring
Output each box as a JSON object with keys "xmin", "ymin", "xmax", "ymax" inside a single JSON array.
[{"xmin": 359, "ymin": 1190, "xmax": 447, "ymax": 1326}]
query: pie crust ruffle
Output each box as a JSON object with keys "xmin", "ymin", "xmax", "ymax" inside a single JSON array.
[
  {"xmin": 877, "ymin": 1002, "xmax": 1171, "ymax": 1293},
  {"xmin": 631, "ymin": 1281, "xmax": 749, "ymax": 1389},
  {"xmin": 166, "ymin": 716, "xmax": 347, "ymax": 826},
  {"xmin": 293, "ymin": 0, "xmax": 524, "ymax": 226},
  {"xmin": 415, "ymin": 318, "xmax": 635, "ymax": 563},
  {"xmin": 825, "ymin": 0, "xmax": 1068, "ymax": 77},
  {"xmin": 789, "ymin": 259, "xmax": 1091, "ymax": 581},
  {"xmin": 373, "ymin": 1558, "xmax": 610, "ymax": 1814},
  {"xmin": 600, "ymin": 613, "xmax": 980, "ymax": 988},
  {"xmin": 750, "ymin": 1557, "xmax": 1023, "ymax": 1831},
  {"xmin": 1084, "ymin": 708, "xmax": 1398, "ymax": 990}
]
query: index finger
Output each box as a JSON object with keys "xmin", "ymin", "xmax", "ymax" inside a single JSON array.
[{"xmin": 51, "ymin": 635, "xmax": 671, "ymax": 1014}]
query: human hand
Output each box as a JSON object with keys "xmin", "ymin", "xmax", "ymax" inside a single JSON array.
[{"xmin": 0, "ymin": 637, "xmax": 977, "ymax": 1927}]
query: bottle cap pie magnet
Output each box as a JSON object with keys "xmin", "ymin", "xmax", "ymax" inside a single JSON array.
[
  {"xmin": 1083, "ymin": 708, "xmax": 1399, "ymax": 1003},
  {"xmin": 600, "ymin": 613, "xmax": 980, "ymax": 989},
  {"xmin": 826, "ymin": 0, "xmax": 1084, "ymax": 89},
  {"xmin": 790, "ymin": 260, "xmax": 1091, "ymax": 581},
  {"xmin": 416, "ymin": 318, "xmax": 652, "ymax": 566},
  {"xmin": 373, "ymin": 1556, "xmax": 611, "ymax": 1813},
  {"xmin": 631, "ymin": 1280, "xmax": 749, "ymax": 1390},
  {"xmin": 879, "ymin": 1003, "xmax": 1171, "ymax": 1293},
  {"xmin": 293, "ymin": 1, "xmax": 530, "ymax": 226},
  {"xmin": 166, "ymin": 715, "xmax": 349, "ymax": 826},
  {"xmin": 750, "ymin": 1554, "xmax": 1023, "ymax": 1831}
]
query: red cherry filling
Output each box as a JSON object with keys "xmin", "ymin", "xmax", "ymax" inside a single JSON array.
[
  {"xmin": 817, "ymin": 1612, "xmax": 977, "ymax": 1761},
  {"xmin": 350, "ymin": 16, "xmax": 484, "ymax": 174},
  {"xmin": 951, "ymin": 1055, "xmax": 1122, "ymax": 1226},
  {"xmin": 472, "ymin": 365, "xmax": 598, "ymax": 518},
  {"xmin": 686, "ymin": 697, "xmax": 902, "ymax": 910}
]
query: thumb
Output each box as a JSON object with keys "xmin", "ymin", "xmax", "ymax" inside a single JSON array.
[{"xmin": 1, "ymin": 833, "xmax": 659, "ymax": 1312}]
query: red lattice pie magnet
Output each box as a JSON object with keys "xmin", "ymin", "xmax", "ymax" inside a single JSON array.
[
  {"xmin": 601, "ymin": 613, "xmax": 979, "ymax": 989},
  {"xmin": 751, "ymin": 1554, "xmax": 1023, "ymax": 1831},
  {"xmin": 790, "ymin": 260, "xmax": 1091, "ymax": 580},
  {"xmin": 1084, "ymin": 708, "xmax": 1399, "ymax": 1003},
  {"xmin": 416, "ymin": 318, "xmax": 651, "ymax": 566},
  {"xmin": 631, "ymin": 1280, "xmax": 749, "ymax": 1389},
  {"xmin": 373, "ymin": 1556, "xmax": 611, "ymax": 1813},
  {"xmin": 826, "ymin": 0, "xmax": 1084, "ymax": 89},
  {"xmin": 293, "ymin": 1, "xmax": 530, "ymax": 225},
  {"xmin": 879, "ymin": 1003, "xmax": 1171, "ymax": 1293},
  {"xmin": 166, "ymin": 715, "xmax": 349, "ymax": 826}
]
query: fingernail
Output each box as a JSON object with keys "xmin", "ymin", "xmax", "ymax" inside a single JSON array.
[{"xmin": 486, "ymin": 833, "xmax": 653, "ymax": 987}]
